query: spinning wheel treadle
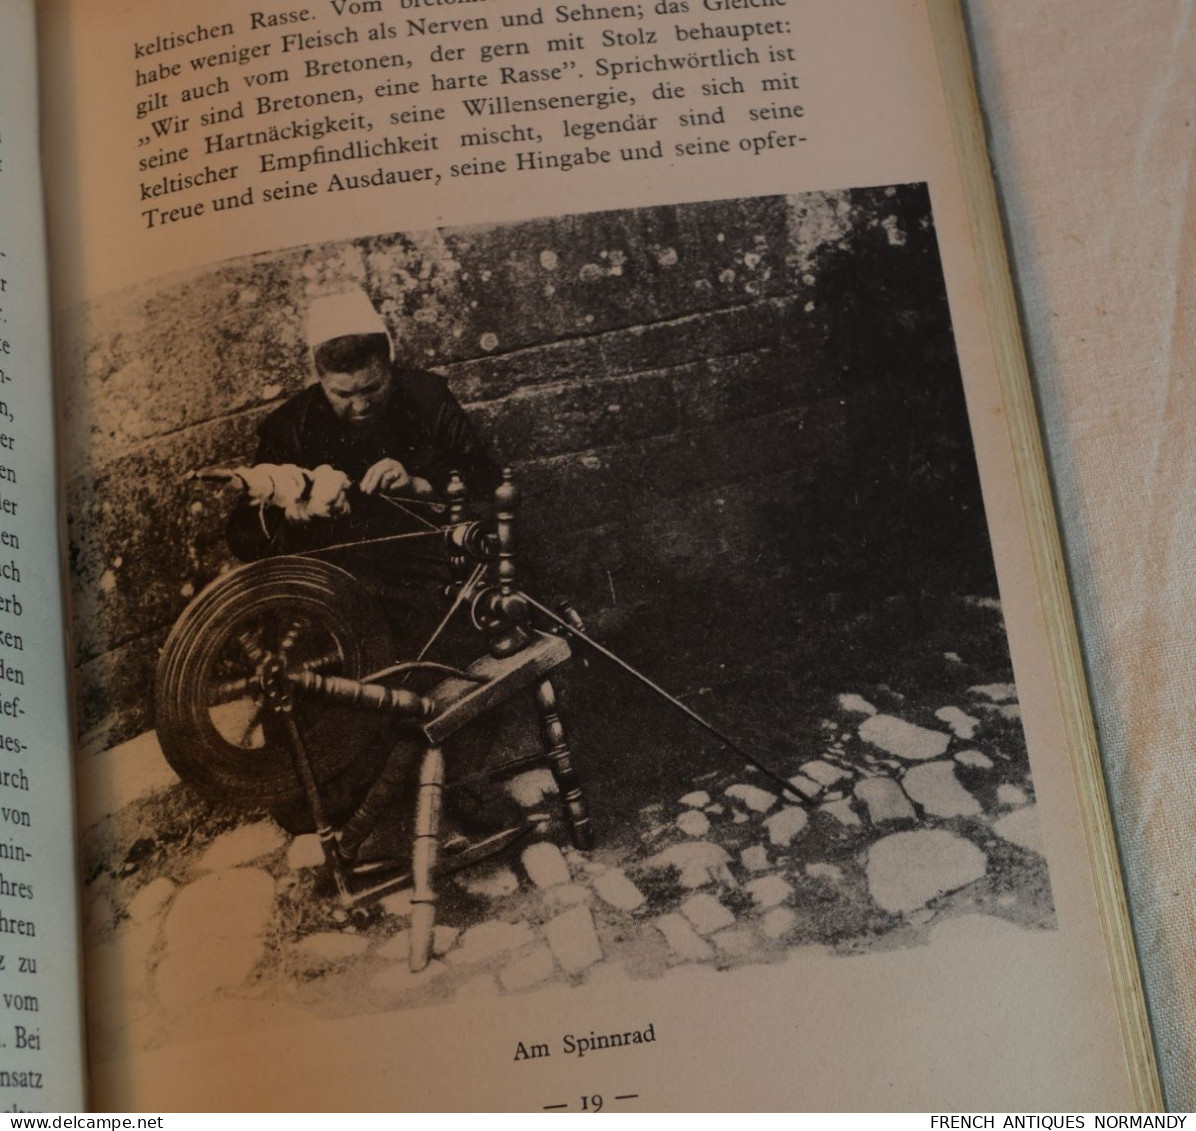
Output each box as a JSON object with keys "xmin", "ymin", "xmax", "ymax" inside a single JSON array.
[{"xmin": 154, "ymin": 557, "xmax": 395, "ymax": 808}]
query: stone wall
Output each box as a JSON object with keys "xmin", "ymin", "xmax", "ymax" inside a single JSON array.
[{"xmin": 64, "ymin": 186, "xmax": 992, "ymax": 753}]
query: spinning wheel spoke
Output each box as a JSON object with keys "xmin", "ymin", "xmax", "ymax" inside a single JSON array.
[
  {"xmin": 207, "ymin": 693, "xmax": 268, "ymax": 750},
  {"xmin": 207, "ymin": 676, "xmax": 256, "ymax": 706},
  {"xmin": 277, "ymin": 617, "xmax": 307, "ymax": 658},
  {"xmin": 237, "ymin": 702, "xmax": 268, "ymax": 748},
  {"xmin": 235, "ymin": 627, "xmax": 268, "ymax": 665}
]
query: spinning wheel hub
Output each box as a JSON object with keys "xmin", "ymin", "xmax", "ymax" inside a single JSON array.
[{"xmin": 258, "ymin": 654, "xmax": 293, "ymax": 706}]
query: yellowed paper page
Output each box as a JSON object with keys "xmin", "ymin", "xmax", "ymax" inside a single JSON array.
[
  {"xmin": 0, "ymin": 0, "xmax": 88, "ymax": 1111},
  {"xmin": 39, "ymin": 0, "xmax": 1154, "ymax": 1110}
]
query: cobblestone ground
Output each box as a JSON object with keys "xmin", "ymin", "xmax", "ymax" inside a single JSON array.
[{"xmin": 83, "ymin": 600, "xmax": 1049, "ymax": 1058}]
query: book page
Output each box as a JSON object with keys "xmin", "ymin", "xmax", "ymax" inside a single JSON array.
[
  {"xmin": 38, "ymin": 0, "xmax": 1154, "ymax": 1111},
  {"xmin": 0, "ymin": 0, "xmax": 88, "ymax": 1112}
]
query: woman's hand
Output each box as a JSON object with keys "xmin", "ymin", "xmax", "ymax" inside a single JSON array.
[
  {"xmin": 360, "ymin": 458, "xmax": 413, "ymax": 496},
  {"xmin": 360, "ymin": 458, "xmax": 436, "ymax": 499}
]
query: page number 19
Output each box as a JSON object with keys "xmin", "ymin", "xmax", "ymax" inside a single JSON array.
[{"xmin": 580, "ymin": 1095, "xmax": 603, "ymax": 1112}]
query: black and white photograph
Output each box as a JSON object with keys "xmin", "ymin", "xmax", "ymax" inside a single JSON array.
[{"xmin": 66, "ymin": 185, "xmax": 1050, "ymax": 1056}]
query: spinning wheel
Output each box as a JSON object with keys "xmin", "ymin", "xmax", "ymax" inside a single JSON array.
[
  {"xmin": 154, "ymin": 557, "xmax": 396, "ymax": 809},
  {"xmin": 155, "ymin": 469, "xmax": 757, "ymax": 970},
  {"xmin": 157, "ymin": 465, "xmax": 805, "ymax": 971}
]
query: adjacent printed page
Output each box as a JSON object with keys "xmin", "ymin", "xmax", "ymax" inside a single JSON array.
[
  {"xmin": 0, "ymin": 0, "xmax": 88, "ymax": 1112},
  {"xmin": 39, "ymin": 0, "xmax": 1152, "ymax": 1110}
]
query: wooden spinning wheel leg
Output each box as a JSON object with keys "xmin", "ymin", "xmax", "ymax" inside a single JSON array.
[
  {"xmin": 409, "ymin": 745, "xmax": 445, "ymax": 973},
  {"xmin": 282, "ymin": 711, "xmax": 350, "ymax": 901},
  {"xmin": 536, "ymin": 678, "xmax": 593, "ymax": 850}
]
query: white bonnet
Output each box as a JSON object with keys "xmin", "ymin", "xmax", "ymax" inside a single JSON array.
[{"xmin": 305, "ymin": 288, "xmax": 394, "ymax": 357}]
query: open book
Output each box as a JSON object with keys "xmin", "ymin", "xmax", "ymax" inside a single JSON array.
[{"xmin": 0, "ymin": 0, "xmax": 1163, "ymax": 1111}]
